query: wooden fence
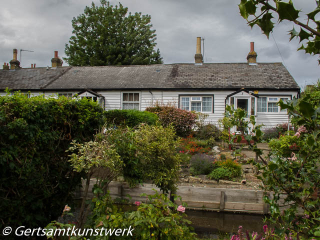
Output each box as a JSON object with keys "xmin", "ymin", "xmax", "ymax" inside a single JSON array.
[{"xmin": 79, "ymin": 180, "xmax": 271, "ymax": 214}]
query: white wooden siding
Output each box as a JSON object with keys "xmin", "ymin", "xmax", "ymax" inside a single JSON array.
[{"xmin": 0, "ymin": 89, "xmax": 298, "ymax": 129}]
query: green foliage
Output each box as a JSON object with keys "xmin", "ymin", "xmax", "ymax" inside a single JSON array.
[
  {"xmin": 134, "ymin": 124, "xmax": 181, "ymax": 193},
  {"xmin": 0, "ymin": 93, "xmax": 105, "ymax": 230},
  {"xmin": 146, "ymin": 104, "xmax": 197, "ymax": 137},
  {"xmin": 104, "ymin": 109, "xmax": 158, "ymax": 128},
  {"xmin": 190, "ymin": 154, "xmax": 216, "ymax": 175},
  {"xmin": 220, "ymin": 83, "xmax": 320, "ymax": 238},
  {"xmin": 68, "ymin": 132, "xmax": 124, "ymax": 227},
  {"xmin": 208, "ymin": 168, "xmax": 232, "ymax": 181},
  {"xmin": 65, "ymin": 0, "xmax": 162, "ymax": 66},
  {"xmin": 88, "ymin": 192, "xmax": 196, "ymax": 240},
  {"xmin": 179, "ymin": 135, "xmax": 211, "ymax": 155},
  {"xmin": 219, "ymin": 105, "xmax": 263, "ymax": 155},
  {"xmin": 194, "ymin": 123, "xmax": 221, "ymax": 140},
  {"xmin": 103, "ymin": 125, "xmax": 181, "ymax": 193},
  {"xmin": 215, "ymin": 159, "xmax": 242, "ymax": 178},
  {"xmin": 208, "ymin": 159, "xmax": 242, "ymax": 181},
  {"xmin": 239, "ymin": 0, "xmax": 320, "ymax": 62},
  {"xmin": 262, "ymin": 123, "xmax": 294, "ymax": 142}
]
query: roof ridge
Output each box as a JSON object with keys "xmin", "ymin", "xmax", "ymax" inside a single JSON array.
[{"xmin": 40, "ymin": 67, "xmax": 72, "ymax": 89}]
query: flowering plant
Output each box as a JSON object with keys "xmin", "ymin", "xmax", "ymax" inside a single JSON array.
[{"xmin": 221, "ymin": 83, "xmax": 320, "ymax": 238}]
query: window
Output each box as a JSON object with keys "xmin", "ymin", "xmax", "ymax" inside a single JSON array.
[
  {"xmin": 280, "ymin": 98, "xmax": 289, "ymax": 112},
  {"xmin": 257, "ymin": 97, "xmax": 267, "ymax": 112},
  {"xmin": 58, "ymin": 93, "xmax": 73, "ymax": 98},
  {"xmin": 257, "ymin": 96, "xmax": 290, "ymax": 113},
  {"xmin": 181, "ymin": 97, "xmax": 190, "ymax": 110},
  {"xmin": 122, "ymin": 93, "xmax": 139, "ymax": 110},
  {"xmin": 268, "ymin": 102, "xmax": 278, "ymax": 112},
  {"xmin": 180, "ymin": 96, "xmax": 213, "ymax": 113},
  {"xmin": 81, "ymin": 96, "xmax": 97, "ymax": 102}
]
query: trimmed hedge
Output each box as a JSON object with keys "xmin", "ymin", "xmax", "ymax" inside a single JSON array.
[
  {"xmin": 0, "ymin": 93, "xmax": 105, "ymax": 229},
  {"xmin": 104, "ymin": 109, "xmax": 158, "ymax": 128},
  {"xmin": 146, "ymin": 105, "xmax": 197, "ymax": 137}
]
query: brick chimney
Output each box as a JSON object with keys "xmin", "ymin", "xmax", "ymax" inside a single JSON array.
[
  {"xmin": 51, "ymin": 51, "xmax": 63, "ymax": 67},
  {"xmin": 247, "ymin": 42, "xmax": 257, "ymax": 64},
  {"xmin": 3, "ymin": 62, "xmax": 9, "ymax": 70},
  {"xmin": 194, "ymin": 37, "xmax": 203, "ymax": 64},
  {"xmin": 10, "ymin": 49, "xmax": 20, "ymax": 69}
]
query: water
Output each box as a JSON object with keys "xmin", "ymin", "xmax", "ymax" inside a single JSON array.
[{"xmin": 186, "ymin": 210, "xmax": 266, "ymax": 239}]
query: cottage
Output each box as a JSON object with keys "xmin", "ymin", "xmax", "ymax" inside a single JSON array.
[{"xmin": 0, "ymin": 39, "xmax": 300, "ymax": 129}]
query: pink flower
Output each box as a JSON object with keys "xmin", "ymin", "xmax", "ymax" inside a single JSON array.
[
  {"xmin": 263, "ymin": 224, "xmax": 268, "ymax": 233},
  {"xmin": 288, "ymin": 152, "xmax": 297, "ymax": 161},
  {"xmin": 63, "ymin": 205, "xmax": 71, "ymax": 213},
  {"xmin": 134, "ymin": 201, "xmax": 141, "ymax": 206},
  {"xmin": 294, "ymin": 132, "xmax": 300, "ymax": 138},
  {"xmin": 177, "ymin": 205, "xmax": 185, "ymax": 213},
  {"xmin": 298, "ymin": 126, "xmax": 307, "ymax": 133},
  {"xmin": 303, "ymin": 214, "xmax": 309, "ymax": 219}
]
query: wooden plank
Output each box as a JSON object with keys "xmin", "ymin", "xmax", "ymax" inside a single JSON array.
[
  {"xmin": 225, "ymin": 202, "xmax": 264, "ymax": 212},
  {"xmin": 220, "ymin": 191, "xmax": 225, "ymax": 211},
  {"xmin": 176, "ymin": 200, "xmax": 220, "ymax": 209}
]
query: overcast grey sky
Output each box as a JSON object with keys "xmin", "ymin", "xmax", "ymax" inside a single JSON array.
[{"xmin": 0, "ymin": 0, "xmax": 319, "ymax": 88}]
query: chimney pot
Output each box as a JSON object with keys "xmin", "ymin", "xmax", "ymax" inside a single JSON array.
[
  {"xmin": 247, "ymin": 42, "xmax": 257, "ymax": 64},
  {"xmin": 195, "ymin": 37, "xmax": 203, "ymax": 64},
  {"xmin": 10, "ymin": 49, "xmax": 20, "ymax": 69},
  {"xmin": 34, "ymin": 63, "xmax": 36, "ymax": 68},
  {"xmin": 31, "ymin": 64, "xmax": 34, "ymax": 68},
  {"xmin": 250, "ymin": 42, "xmax": 254, "ymax": 52},
  {"xmin": 52, "ymin": 51, "xmax": 63, "ymax": 67},
  {"xmin": 13, "ymin": 49, "xmax": 18, "ymax": 60},
  {"xmin": 3, "ymin": 62, "xmax": 9, "ymax": 70}
]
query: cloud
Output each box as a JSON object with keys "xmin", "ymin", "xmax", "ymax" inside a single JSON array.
[{"xmin": 0, "ymin": 0, "xmax": 318, "ymax": 87}]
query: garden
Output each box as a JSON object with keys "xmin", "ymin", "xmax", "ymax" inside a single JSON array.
[{"xmin": 0, "ymin": 82, "xmax": 319, "ymax": 239}]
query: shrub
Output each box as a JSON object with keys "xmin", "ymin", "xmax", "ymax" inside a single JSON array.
[
  {"xmin": 190, "ymin": 154, "xmax": 216, "ymax": 175},
  {"xmin": 104, "ymin": 109, "xmax": 158, "ymax": 128},
  {"xmin": 134, "ymin": 124, "xmax": 181, "ymax": 193},
  {"xmin": 262, "ymin": 127, "xmax": 279, "ymax": 141},
  {"xmin": 86, "ymin": 192, "xmax": 196, "ymax": 240},
  {"xmin": 0, "ymin": 93, "xmax": 105, "ymax": 230},
  {"xmin": 194, "ymin": 123, "xmax": 221, "ymax": 140},
  {"xmin": 103, "ymin": 124, "xmax": 181, "ymax": 193},
  {"xmin": 146, "ymin": 104, "xmax": 197, "ymax": 137},
  {"xmin": 179, "ymin": 135, "xmax": 211, "ymax": 155},
  {"xmin": 215, "ymin": 159, "xmax": 242, "ymax": 178},
  {"xmin": 208, "ymin": 168, "xmax": 232, "ymax": 181}
]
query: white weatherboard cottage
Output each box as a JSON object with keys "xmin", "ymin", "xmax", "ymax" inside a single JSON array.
[{"xmin": 0, "ymin": 40, "xmax": 300, "ymax": 129}]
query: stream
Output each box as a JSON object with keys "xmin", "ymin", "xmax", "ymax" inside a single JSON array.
[{"xmin": 186, "ymin": 210, "xmax": 267, "ymax": 239}]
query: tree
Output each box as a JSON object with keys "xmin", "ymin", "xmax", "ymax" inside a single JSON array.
[
  {"xmin": 239, "ymin": 0, "xmax": 320, "ymax": 63},
  {"xmin": 64, "ymin": 0, "xmax": 162, "ymax": 66}
]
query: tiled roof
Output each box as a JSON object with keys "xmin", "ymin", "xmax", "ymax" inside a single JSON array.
[
  {"xmin": 0, "ymin": 67, "xmax": 71, "ymax": 90},
  {"xmin": 0, "ymin": 63, "xmax": 299, "ymax": 90}
]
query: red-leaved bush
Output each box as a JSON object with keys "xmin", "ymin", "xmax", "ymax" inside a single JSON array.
[{"xmin": 146, "ymin": 105, "xmax": 197, "ymax": 137}]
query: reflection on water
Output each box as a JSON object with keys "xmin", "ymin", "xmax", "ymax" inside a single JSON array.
[{"xmin": 186, "ymin": 210, "xmax": 267, "ymax": 239}]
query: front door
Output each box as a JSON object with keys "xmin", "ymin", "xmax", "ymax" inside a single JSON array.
[{"xmin": 237, "ymin": 99, "xmax": 248, "ymax": 112}]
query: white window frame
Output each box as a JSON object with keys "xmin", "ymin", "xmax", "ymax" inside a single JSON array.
[
  {"xmin": 280, "ymin": 97, "xmax": 289, "ymax": 113},
  {"xmin": 122, "ymin": 92, "xmax": 140, "ymax": 110},
  {"xmin": 257, "ymin": 96, "xmax": 291, "ymax": 114},
  {"xmin": 180, "ymin": 95, "xmax": 213, "ymax": 113},
  {"xmin": 58, "ymin": 93, "xmax": 73, "ymax": 98},
  {"xmin": 81, "ymin": 96, "xmax": 98, "ymax": 102}
]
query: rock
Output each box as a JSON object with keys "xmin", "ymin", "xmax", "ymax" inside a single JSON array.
[
  {"xmin": 219, "ymin": 180, "xmax": 241, "ymax": 185},
  {"xmin": 212, "ymin": 146, "xmax": 220, "ymax": 154},
  {"xmin": 203, "ymin": 179, "xmax": 218, "ymax": 184},
  {"xmin": 188, "ymin": 176, "xmax": 201, "ymax": 183}
]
